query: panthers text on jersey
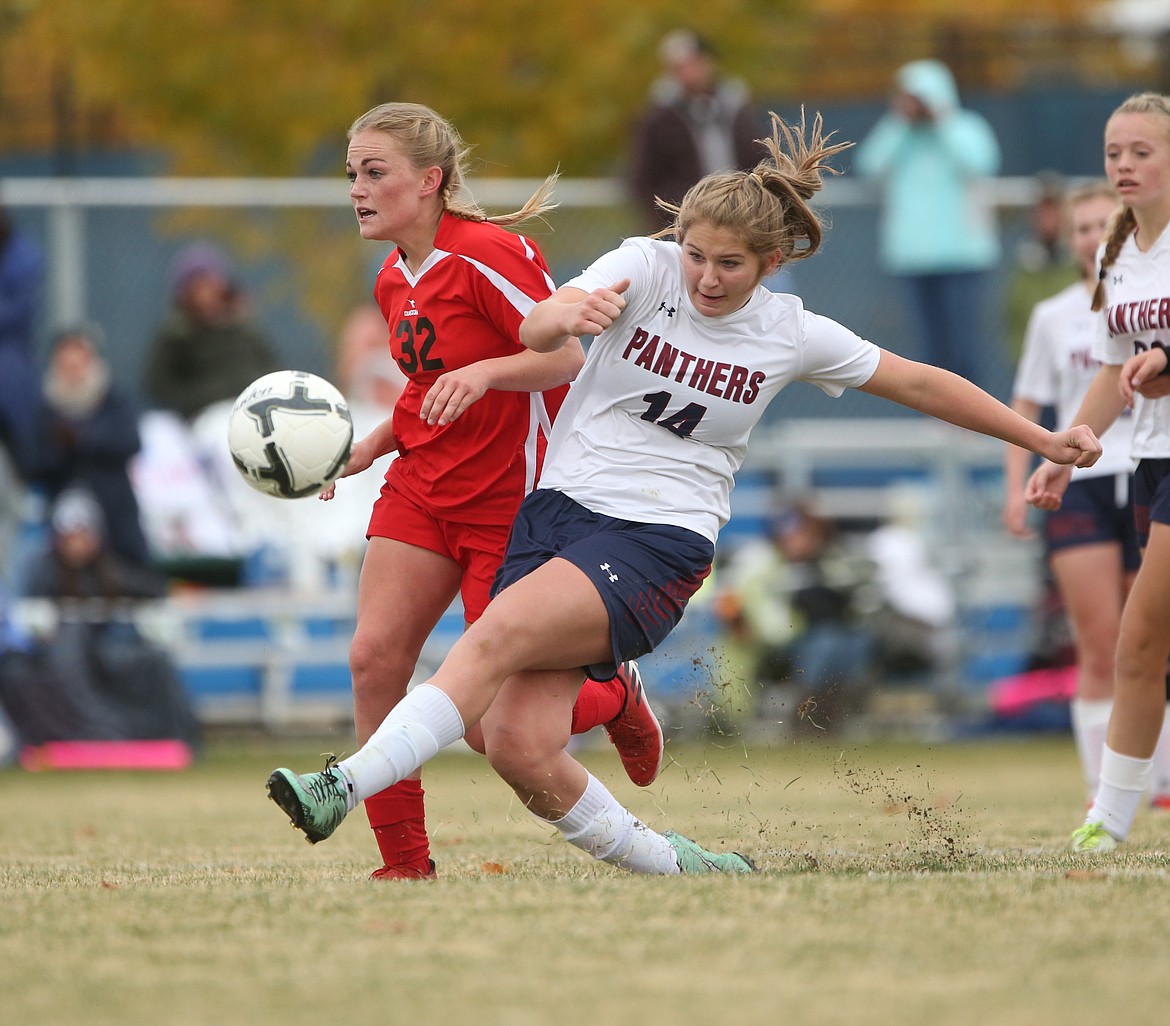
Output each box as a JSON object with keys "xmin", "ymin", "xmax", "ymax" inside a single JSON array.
[{"xmin": 1092, "ymin": 229, "xmax": 1170, "ymax": 461}]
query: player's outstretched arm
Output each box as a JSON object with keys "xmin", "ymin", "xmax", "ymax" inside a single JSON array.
[
  {"xmin": 858, "ymin": 349, "xmax": 1102, "ymax": 467},
  {"xmin": 1003, "ymin": 396, "xmax": 1043, "ymax": 537},
  {"xmin": 520, "ymin": 279, "xmax": 631, "ymax": 352}
]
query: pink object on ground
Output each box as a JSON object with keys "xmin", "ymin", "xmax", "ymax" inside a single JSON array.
[
  {"xmin": 19, "ymin": 740, "xmax": 193, "ymax": 771},
  {"xmin": 987, "ymin": 664, "xmax": 1078, "ymax": 718}
]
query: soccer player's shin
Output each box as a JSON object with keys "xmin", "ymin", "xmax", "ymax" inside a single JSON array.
[{"xmin": 340, "ymin": 684, "xmax": 465, "ymax": 802}]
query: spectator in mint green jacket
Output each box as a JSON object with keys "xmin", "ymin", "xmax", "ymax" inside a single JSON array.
[{"xmin": 855, "ymin": 59, "xmax": 1002, "ymax": 389}]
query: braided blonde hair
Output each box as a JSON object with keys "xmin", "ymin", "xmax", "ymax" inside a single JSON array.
[
  {"xmin": 653, "ymin": 109, "xmax": 853, "ymax": 265},
  {"xmin": 1091, "ymin": 92, "xmax": 1170, "ymax": 312},
  {"xmin": 348, "ymin": 102, "xmax": 557, "ymax": 229}
]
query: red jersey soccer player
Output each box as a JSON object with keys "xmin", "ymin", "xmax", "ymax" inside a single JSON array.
[{"xmin": 313, "ymin": 103, "xmax": 662, "ymax": 880}]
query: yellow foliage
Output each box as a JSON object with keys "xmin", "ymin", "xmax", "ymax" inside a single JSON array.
[{"xmin": 0, "ymin": 0, "xmax": 1139, "ymax": 176}]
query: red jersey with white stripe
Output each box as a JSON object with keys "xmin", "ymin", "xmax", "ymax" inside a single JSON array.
[{"xmin": 373, "ymin": 212, "xmax": 567, "ymax": 525}]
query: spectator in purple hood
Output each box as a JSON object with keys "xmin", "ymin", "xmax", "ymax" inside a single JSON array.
[{"xmin": 143, "ymin": 241, "xmax": 278, "ymax": 421}]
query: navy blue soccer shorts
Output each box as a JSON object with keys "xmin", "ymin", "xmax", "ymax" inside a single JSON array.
[
  {"xmin": 491, "ymin": 488, "xmax": 714, "ymax": 681},
  {"xmin": 1045, "ymin": 472, "xmax": 1140, "ymax": 571},
  {"xmin": 1133, "ymin": 458, "xmax": 1170, "ymax": 551}
]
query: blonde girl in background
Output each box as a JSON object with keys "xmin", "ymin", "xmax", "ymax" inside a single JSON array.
[{"xmin": 1028, "ymin": 93, "xmax": 1170, "ymax": 851}]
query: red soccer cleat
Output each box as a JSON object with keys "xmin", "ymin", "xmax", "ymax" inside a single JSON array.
[
  {"xmin": 604, "ymin": 660, "xmax": 664, "ymax": 787},
  {"xmin": 369, "ymin": 858, "xmax": 437, "ymax": 882}
]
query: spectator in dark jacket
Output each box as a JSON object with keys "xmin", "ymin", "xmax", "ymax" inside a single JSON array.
[
  {"xmin": 30, "ymin": 324, "xmax": 151, "ymax": 568},
  {"xmin": 144, "ymin": 241, "xmax": 278, "ymax": 421},
  {"xmin": 3, "ymin": 488, "xmax": 198, "ymax": 748},
  {"xmin": 0, "ymin": 203, "xmax": 45, "ymax": 478},
  {"xmin": 627, "ymin": 29, "xmax": 766, "ymax": 232}
]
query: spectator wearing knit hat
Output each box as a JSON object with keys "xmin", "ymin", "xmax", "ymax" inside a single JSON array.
[{"xmin": 143, "ymin": 241, "xmax": 278, "ymax": 421}]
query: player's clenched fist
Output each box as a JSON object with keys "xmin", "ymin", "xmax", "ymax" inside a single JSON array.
[
  {"xmin": 1056, "ymin": 423, "xmax": 1103, "ymax": 468},
  {"xmin": 520, "ymin": 279, "xmax": 631, "ymax": 352},
  {"xmin": 567, "ymin": 279, "xmax": 631, "ymax": 337}
]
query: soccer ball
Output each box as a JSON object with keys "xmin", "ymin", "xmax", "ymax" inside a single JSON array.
[{"xmin": 227, "ymin": 370, "xmax": 354, "ymax": 499}]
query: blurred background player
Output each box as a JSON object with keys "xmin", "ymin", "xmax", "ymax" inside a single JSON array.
[
  {"xmin": 1004, "ymin": 181, "xmax": 1170, "ymax": 805},
  {"xmin": 1026, "ymin": 93, "xmax": 1170, "ymax": 852},
  {"xmin": 316, "ymin": 102, "xmax": 662, "ymax": 880},
  {"xmin": 627, "ymin": 28, "xmax": 766, "ymax": 233}
]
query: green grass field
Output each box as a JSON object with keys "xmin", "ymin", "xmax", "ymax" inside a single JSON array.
[{"xmin": 3, "ymin": 729, "xmax": 1169, "ymax": 1026}]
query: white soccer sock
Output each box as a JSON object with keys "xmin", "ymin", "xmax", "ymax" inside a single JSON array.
[
  {"xmin": 544, "ymin": 773, "xmax": 680, "ymax": 875},
  {"xmin": 1085, "ymin": 745, "xmax": 1153, "ymax": 841},
  {"xmin": 1070, "ymin": 697, "xmax": 1112, "ymax": 799},
  {"xmin": 337, "ymin": 684, "xmax": 465, "ymax": 806},
  {"xmin": 1148, "ymin": 704, "xmax": 1170, "ymax": 799}
]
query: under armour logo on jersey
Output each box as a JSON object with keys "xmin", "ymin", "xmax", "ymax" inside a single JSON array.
[
  {"xmin": 600, "ymin": 562, "xmax": 620, "ymax": 582},
  {"xmin": 1113, "ymin": 274, "xmax": 1124, "ymax": 285},
  {"xmin": 657, "ymin": 301, "xmax": 676, "ymax": 318}
]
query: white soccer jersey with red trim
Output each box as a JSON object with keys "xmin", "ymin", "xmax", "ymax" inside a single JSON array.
[
  {"xmin": 1092, "ymin": 229, "xmax": 1170, "ymax": 460},
  {"xmin": 537, "ymin": 237, "xmax": 881, "ymax": 543},
  {"xmin": 1014, "ymin": 280, "xmax": 1136, "ymax": 478}
]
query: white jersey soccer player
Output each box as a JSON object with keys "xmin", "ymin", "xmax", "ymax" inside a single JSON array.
[
  {"xmin": 268, "ymin": 108, "xmax": 1101, "ymax": 876},
  {"xmin": 1015, "ymin": 280, "xmax": 1137, "ymax": 482},
  {"xmin": 538, "ymin": 237, "xmax": 880, "ymax": 543},
  {"xmin": 1092, "ymin": 228, "xmax": 1170, "ymax": 461}
]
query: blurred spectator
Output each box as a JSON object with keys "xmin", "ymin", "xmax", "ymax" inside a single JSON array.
[
  {"xmin": 335, "ymin": 302, "xmax": 405, "ymax": 412},
  {"xmin": 720, "ymin": 503, "xmax": 877, "ymax": 732},
  {"xmin": 0, "ymin": 203, "xmax": 46, "ymax": 479},
  {"xmin": 628, "ymin": 29, "xmax": 766, "ymax": 232},
  {"xmin": 29, "ymin": 324, "xmax": 152, "ymax": 568},
  {"xmin": 144, "ymin": 241, "xmax": 279, "ymax": 421},
  {"xmin": 26, "ymin": 488, "xmax": 166, "ymax": 602},
  {"xmin": 0, "ymin": 488, "xmax": 199, "ymax": 748},
  {"xmin": 0, "ymin": 443, "xmax": 25, "ymax": 591},
  {"xmin": 1014, "ymin": 172, "xmax": 1069, "ymax": 275},
  {"xmin": 854, "ymin": 59, "xmax": 1002, "ymax": 388},
  {"xmin": 324, "ymin": 303, "xmax": 407, "ymax": 576},
  {"xmin": 862, "ymin": 490, "xmax": 956, "ymax": 678},
  {"xmin": 129, "ymin": 407, "xmax": 246, "ymax": 582},
  {"xmin": 1004, "ymin": 173, "xmax": 1080, "ymax": 361}
]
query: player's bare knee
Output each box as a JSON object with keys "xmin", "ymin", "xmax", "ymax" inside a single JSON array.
[
  {"xmin": 349, "ymin": 634, "xmax": 412, "ymax": 705},
  {"xmin": 482, "ymin": 722, "xmax": 547, "ymax": 782}
]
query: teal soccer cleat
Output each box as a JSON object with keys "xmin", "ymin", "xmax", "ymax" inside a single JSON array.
[
  {"xmin": 267, "ymin": 755, "xmax": 351, "ymax": 844},
  {"xmin": 664, "ymin": 830, "xmax": 755, "ymax": 874}
]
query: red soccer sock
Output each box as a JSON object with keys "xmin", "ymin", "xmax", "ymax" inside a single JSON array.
[
  {"xmin": 570, "ymin": 676, "xmax": 626, "ymax": 734},
  {"xmin": 364, "ymin": 778, "xmax": 431, "ymax": 871}
]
